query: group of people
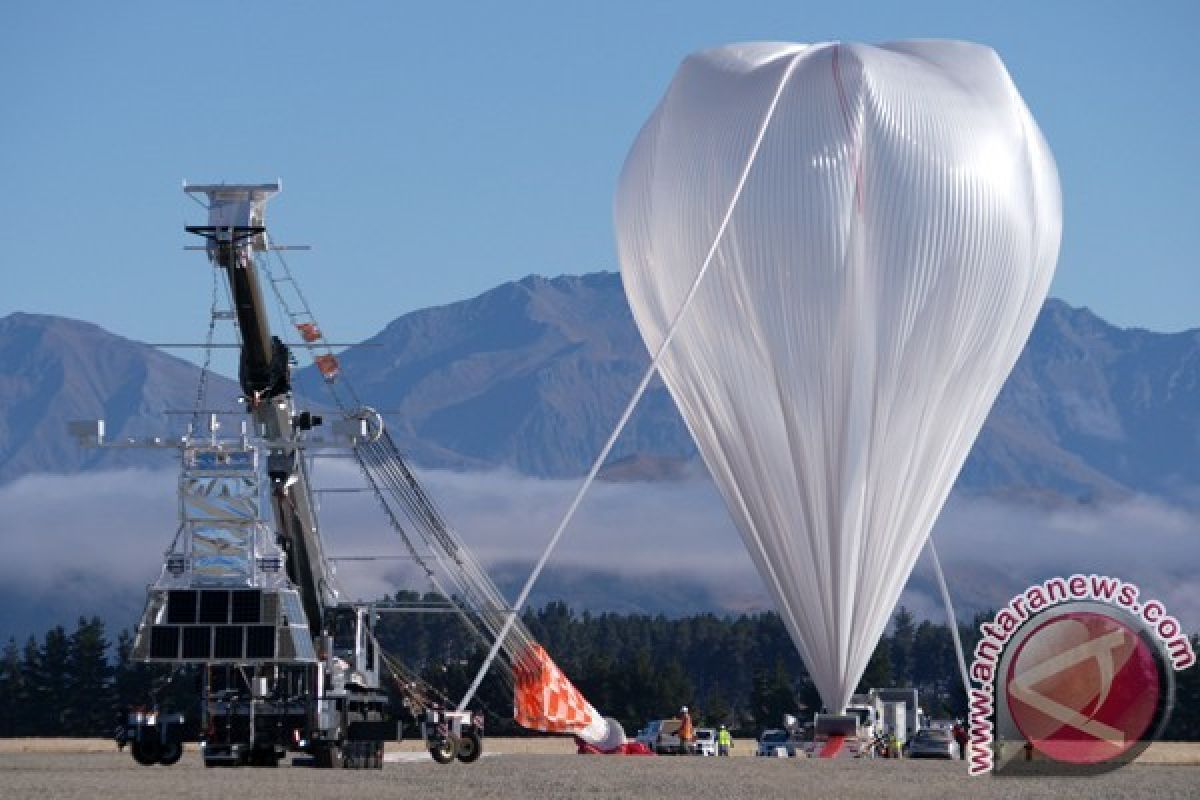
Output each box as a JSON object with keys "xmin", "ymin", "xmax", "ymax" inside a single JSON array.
[
  {"xmin": 869, "ymin": 720, "xmax": 969, "ymax": 760},
  {"xmin": 674, "ymin": 706, "xmax": 969, "ymax": 761},
  {"xmin": 675, "ymin": 706, "xmax": 735, "ymax": 756},
  {"xmin": 869, "ymin": 729, "xmax": 904, "ymax": 758}
]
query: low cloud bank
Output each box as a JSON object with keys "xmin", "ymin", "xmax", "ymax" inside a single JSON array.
[
  {"xmin": 0, "ymin": 466, "xmax": 1195, "ymax": 639},
  {"xmin": 907, "ymin": 494, "xmax": 1200, "ymax": 629}
]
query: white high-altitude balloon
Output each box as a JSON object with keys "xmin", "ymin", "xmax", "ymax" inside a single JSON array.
[{"xmin": 615, "ymin": 41, "xmax": 1060, "ymax": 713}]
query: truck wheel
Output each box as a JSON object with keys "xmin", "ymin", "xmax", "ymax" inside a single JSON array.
[
  {"xmin": 429, "ymin": 740, "xmax": 456, "ymax": 764},
  {"xmin": 131, "ymin": 739, "xmax": 161, "ymax": 766},
  {"xmin": 315, "ymin": 744, "xmax": 340, "ymax": 769},
  {"xmin": 455, "ymin": 731, "xmax": 482, "ymax": 764},
  {"xmin": 158, "ymin": 742, "xmax": 183, "ymax": 766}
]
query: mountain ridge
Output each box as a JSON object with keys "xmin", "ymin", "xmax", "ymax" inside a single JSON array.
[
  {"xmin": 296, "ymin": 272, "xmax": 1200, "ymax": 504},
  {"xmin": 0, "ymin": 312, "xmax": 240, "ymax": 480},
  {"xmin": 3, "ymin": 273, "xmax": 1199, "ymax": 505}
]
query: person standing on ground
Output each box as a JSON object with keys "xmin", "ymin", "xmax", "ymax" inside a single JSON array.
[
  {"xmin": 678, "ymin": 706, "xmax": 695, "ymax": 754},
  {"xmin": 952, "ymin": 720, "xmax": 968, "ymax": 760},
  {"xmin": 717, "ymin": 724, "xmax": 732, "ymax": 757}
]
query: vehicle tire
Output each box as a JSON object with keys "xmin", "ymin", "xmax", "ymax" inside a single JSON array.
[
  {"xmin": 429, "ymin": 739, "xmax": 456, "ymax": 764},
  {"xmin": 315, "ymin": 744, "xmax": 340, "ymax": 769},
  {"xmin": 455, "ymin": 731, "xmax": 482, "ymax": 764},
  {"xmin": 131, "ymin": 739, "xmax": 161, "ymax": 766},
  {"xmin": 158, "ymin": 742, "xmax": 183, "ymax": 766}
]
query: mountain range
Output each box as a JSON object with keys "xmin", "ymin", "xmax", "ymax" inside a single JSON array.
[
  {"xmin": 2, "ymin": 273, "xmax": 1199, "ymax": 638},
  {"xmin": 2, "ymin": 272, "xmax": 1198, "ymax": 506},
  {"xmin": 0, "ymin": 312, "xmax": 239, "ymax": 480}
]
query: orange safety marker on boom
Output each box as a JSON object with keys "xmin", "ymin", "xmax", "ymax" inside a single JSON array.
[
  {"xmin": 295, "ymin": 322, "xmax": 322, "ymax": 342},
  {"xmin": 314, "ymin": 354, "xmax": 340, "ymax": 381}
]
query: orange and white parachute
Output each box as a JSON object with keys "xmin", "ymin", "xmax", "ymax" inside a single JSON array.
[{"xmin": 512, "ymin": 644, "xmax": 625, "ymax": 750}]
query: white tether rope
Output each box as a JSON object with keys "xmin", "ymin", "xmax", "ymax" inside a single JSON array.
[
  {"xmin": 927, "ymin": 536, "xmax": 971, "ymax": 701},
  {"xmin": 458, "ymin": 52, "xmax": 807, "ymax": 711}
]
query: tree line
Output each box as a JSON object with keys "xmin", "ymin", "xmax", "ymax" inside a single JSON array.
[
  {"xmin": 0, "ymin": 619, "xmax": 160, "ymax": 738},
  {"xmin": 2, "ymin": 601, "xmax": 1197, "ymax": 740}
]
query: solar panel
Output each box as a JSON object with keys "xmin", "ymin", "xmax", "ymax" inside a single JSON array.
[
  {"xmin": 182, "ymin": 626, "xmax": 211, "ymax": 659},
  {"xmin": 214, "ymin": 626, "xmax": 243, "ymax": 659},
  {"xmin": 166, "ymin": 590, "xmax": 197, "ymax": 624},
  {"xmin": 150, "ymin": 626, "xmax": 180, "ymax": 659},
  {"xmin": 199, "ymin": 590, "xmax": 230, "ymax": 624}
]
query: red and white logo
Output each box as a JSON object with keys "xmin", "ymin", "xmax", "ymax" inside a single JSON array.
[
  {"xmin": 967, "ymin": 576, "xmax": 1192, "ymax": 775},
  {"xmin": 1005, "ymin": 610, "xmax": 1161, "ymax": 765}
]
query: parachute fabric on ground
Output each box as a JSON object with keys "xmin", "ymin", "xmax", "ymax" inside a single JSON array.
[{"xmin": 615, "ymin": 41, "xmax": 1061, "ymax": 714}]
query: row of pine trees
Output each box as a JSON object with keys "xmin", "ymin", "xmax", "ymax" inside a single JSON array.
[
  {"xmin": 2, "ymin": 604, "xmax": 1197, "ymax": 740},
  {"xmin": 0, "ymin": 619, "xmax": 150, "ymax": 737}
]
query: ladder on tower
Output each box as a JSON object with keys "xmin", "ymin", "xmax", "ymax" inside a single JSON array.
[{"xmin": 262, "ymin": 251, "xmax": 343, "ymax": 386}]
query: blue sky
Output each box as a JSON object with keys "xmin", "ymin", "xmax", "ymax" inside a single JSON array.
[{"xmin": 2, "ymin": 1, "xmax": 1197, "ymax": 361}]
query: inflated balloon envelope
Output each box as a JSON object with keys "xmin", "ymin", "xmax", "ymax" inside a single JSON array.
[{"xmin": 615, "ymin": 41, "xmax": 1061, "ymax": 715}]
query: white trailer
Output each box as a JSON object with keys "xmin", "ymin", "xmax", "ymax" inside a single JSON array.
[
  {"xmin": 872, "ymin": 688, "xmax": 923, "ymax": 740},
  {"xmin": 882, "ymin": 702, "xmax": 908, "ymax": 745}
]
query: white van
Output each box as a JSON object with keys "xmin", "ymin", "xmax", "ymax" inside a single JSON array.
[{"xmin": 693, "ymin": 728, "xmax": 717, "ymax": 756}]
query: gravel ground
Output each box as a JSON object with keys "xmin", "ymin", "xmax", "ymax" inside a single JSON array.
[{"xmin": 0, "ymin": 751, "xmax": 1196, "ymax": 800}]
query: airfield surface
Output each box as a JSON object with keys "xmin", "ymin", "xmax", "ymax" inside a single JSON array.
[{"xmin": 1, "ymin": 741, "xmax": 1198, "ymax": 800}]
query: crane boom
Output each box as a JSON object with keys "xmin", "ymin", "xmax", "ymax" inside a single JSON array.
[{"xmin": 184, "ymin": 183, "xmax": 334, "ymax": 637}]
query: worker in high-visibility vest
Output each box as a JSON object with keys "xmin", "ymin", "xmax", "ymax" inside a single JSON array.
[{"xmin": 717, "ymin": 725, "xmax": 733, "ymax": 757}]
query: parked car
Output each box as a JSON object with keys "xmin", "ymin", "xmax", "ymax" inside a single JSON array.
[
  {"xmin": 693, "ymin": 728, "xmax": 716, "ymax": 756},
  {"xmin": 636, "ymin": 719, "xmax": 690, "ymax": 754},
  {"xmin": 636, "ymin": 720, "xmax": 669, "ymax": 749},
  {"xmin": 635, "ymin": 721, "xmax": 662, "ymax": 749},
  {"xmin": 907, "ymin": 728, "xmax": 960, "ymax": 759},
  {"xmin": 755, "ymin": 728, "xmax": 800, "ymax": 757}
]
